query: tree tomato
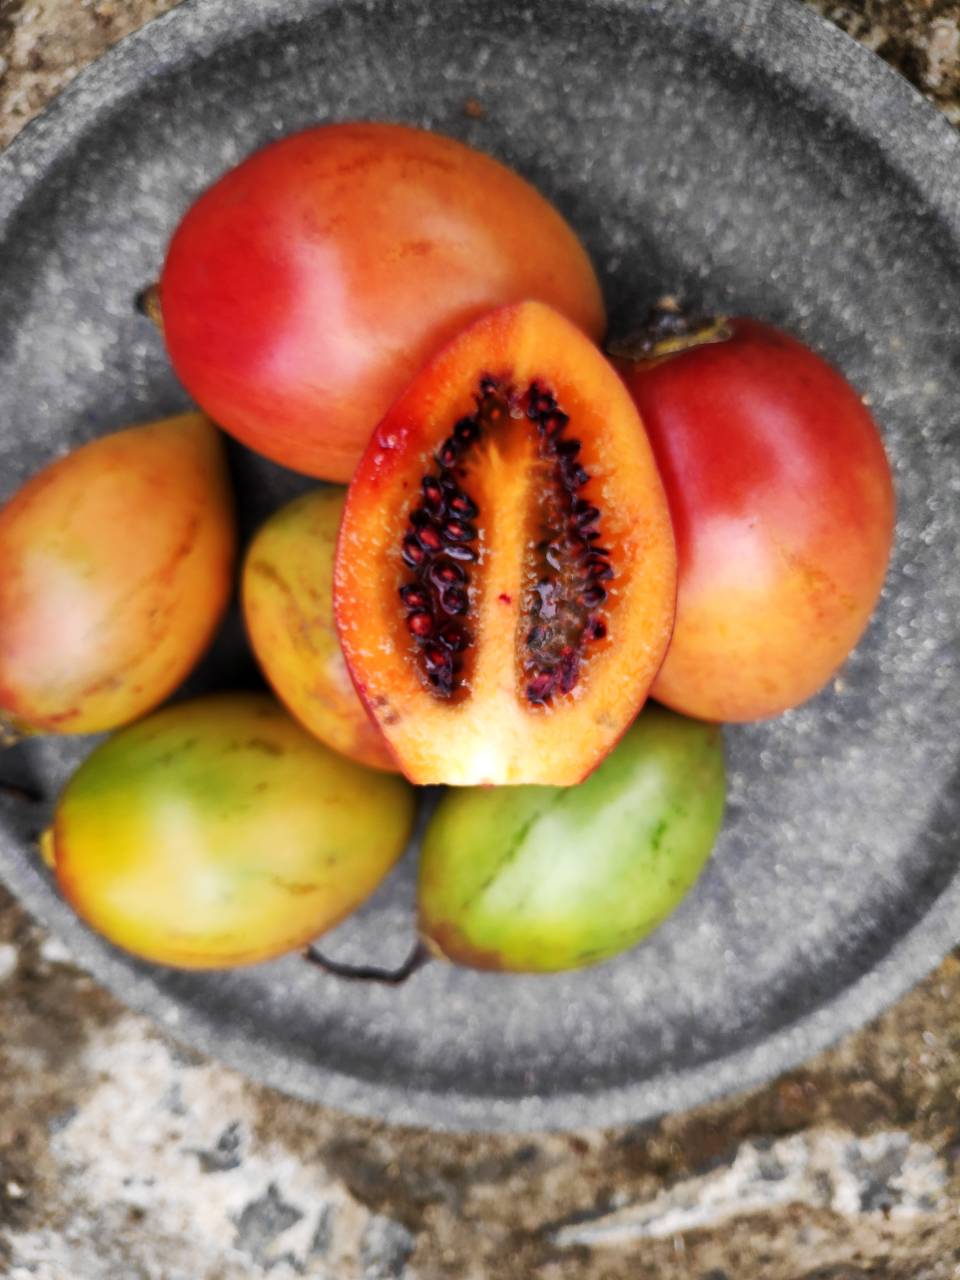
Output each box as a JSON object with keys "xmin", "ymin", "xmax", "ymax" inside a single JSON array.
[
  {"xmin": 419, "ymin": 705, "xmax": 725, "ymax": 972},
  {"xmin": 242, "ymin": 487, "xmax": 397, "ymax": 773},
  {"xmin": 159, "ymin": 123, "xmax": 605, "ymax": 482},
  {"xmin": 614, "ymin": 309, "xmax": 895, "ymax": 722},
  {"xmin": 50, "ymin": 694, "xmax": 416, "ymax": 968}
]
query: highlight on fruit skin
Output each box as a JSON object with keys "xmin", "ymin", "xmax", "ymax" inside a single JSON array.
[
  {"xmin": 613, "ymin": 302, "xmax": 896, "ymax": 722},
  {"xmin": 157, "ymin": 121, "xmax": 606, "ymax": 482},
  {"xmin": 0, "ymin": 412, "xmax": 235, "ymax": 738},
  {"xmin": 334, "ymin": 300, "xmax": 677, "ymax": 787},
  {"xmin": 418, "ymin": 705, "xmax": 725, "ymax": 973},
  {"xmin": 48, "ymin": 693, "xmax": 416, "ymax": 969},
  {"xmin": 242, "ymin": 487, "xmax": 397, "ymax": 772}
]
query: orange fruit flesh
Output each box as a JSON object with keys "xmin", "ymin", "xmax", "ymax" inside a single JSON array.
[{"xmin": 335, "ymin": 302, "xmax": 677, "ymax": 786}]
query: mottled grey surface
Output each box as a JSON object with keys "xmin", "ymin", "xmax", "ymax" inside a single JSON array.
[{"xmin": 0, "ymin": 0, "xmax": 958, "ymax": 1132}]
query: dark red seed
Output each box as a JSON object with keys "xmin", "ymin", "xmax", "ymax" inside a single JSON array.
[
  {"xmin": 587, "ymin": 618, "xmax": 607, "ymax": 641},
  {"xmin": 528, "ymin": 385, "xmax": 556, "ymax": 417},
  {"xmin": 424, "ymin": 644, "xmax": 451, "ymax": 671},
  {"xmin": 582, "ymin": 585, "xmax": 607, "ymax": 608},
  {"xmin": 408, "ymin": 611, "xmax": 434, "ymax": 638},
  {"xmin": 526, "ymin": 672, "xmax": 555, "ymax": 704},
  {"xmin": 445, "ymin": 543, "xmax": 478, "ymax": 562},
  {"xmin": 421, "ymin": 476, "xmax": 444, "ymax": 510},
  {"xmin": 557, "ymin": 656, "xmax": 580, "ymax": 694},
  {"xmin": 574, "ymin": 501, "xmax": 601, "ymax": 529},
  {"xmin": 399, "ymin": 584, "xmax": 429, "ymax": 610},
  {"xmin": 527, "ymin": 624, "xmax": 548, "ymax": 648},
  {"xmin": 557, "ymin": 670, "xmax": 578, "ymax": 696},
  {"xmin": 440, "ymin": 586, "xmax": 468, "ymax": 616},
  {"xmin": 443, "ymin": 518, "xmax": 476, "ymax": 543},
  {"xmin": 447, "ymin": 491, "xmax": 478, "ymax": 519},
  {"xmin": 417, "ymin": 523, "xmax": 443, "ymax": 552},
  {"xmin": 436, "ymin": 438, "xmax": 460, "ymax": 468},
  {"xmin": 454, "ymin": 416, "xmax": 481, "ymax": 445},
  {"xmin": 540, "ymin": 413, "xmax": 569, "ymax": 439},
  {"xmin": 479, "ymin": 376, "xmax": 498, "ymax": 398},
  {"xmin": 587, "ymin": 560, "xmax": 614, "ymax": 581},
  {"xmin": 437, "ymin": 622, "xmax": 470, "ymax": 652},
  {"xmin": 402, "ymin": 534, "xmax": 425, "ymax": 567},
  {"xmin": 430, "ymin": 560, "xmax": 466, "ymax": 588},
  {"xmin": 410, "ymin": 507, "xmax": 432, "ymax": 529}
]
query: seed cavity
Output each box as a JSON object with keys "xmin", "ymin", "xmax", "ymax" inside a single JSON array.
[
  {"xmin": 398, "ymin": 381, "xmax": 499, "ymax": 696},
  {"xmin": 520, "ymin": 382, "xmax": 613, "ymax": 706},
  {"xmin": 397, "ymin": 377, "xmax": 612, "ymax": 702}
]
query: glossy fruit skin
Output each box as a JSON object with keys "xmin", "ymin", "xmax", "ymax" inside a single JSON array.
[
  {"xmin": 335, "ymin": 301, "xmax": 677, "ymax": 787},
  {"xmin": 159, "ymin": 122, "xmax": 606, "ymax": 482},
  {"xmin": 51, "ymin": 693, "xmax": 416, "ymax": 969},
  {"xmin": 0, "ymin": 413, "xmax": 235, "ymax": 737},
  {"xmin": 615, "ymin": 319, "xmax": 896, "ymax": 721},
  {"xmin": 419, "ymin": 706, "xmax": 725, "ymax": 973},
  {"xmin": 243, "ymin": 488, "xmax": 397, "ymax": 772}
]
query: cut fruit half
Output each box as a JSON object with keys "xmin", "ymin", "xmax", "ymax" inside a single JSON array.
[{"xmin": 334, "ymin": 302, "xmax": 676, "ymax": 786}]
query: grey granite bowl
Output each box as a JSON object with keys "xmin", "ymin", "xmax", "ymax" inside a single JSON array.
[{"xmin": 0, "ymin": 0, "xmax": 959, "ymax": 1132}]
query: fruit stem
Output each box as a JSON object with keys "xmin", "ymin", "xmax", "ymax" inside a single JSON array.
[
  {"xmin": 136, "ymin": 283, "xmax": 164, "ymax": 332},
  {"xmin": 608, "ymin": 295, "xmax": 732, "ymax": 362},
  {"xmin": 303, "ymin": 939, "xmax": 431, "ymax": 985}
]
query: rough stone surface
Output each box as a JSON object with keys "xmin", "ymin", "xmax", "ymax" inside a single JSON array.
[
  {"xmin": 1, "ymin": 1, "xmax": 959, "ymax": 1276},
  {"xmin": 808, "ymin": 0, "xmax": 960, "ymax": 124},
  {"xmin": 1, "ymin": 884, "xmax": 959, "ymax": 1277}
]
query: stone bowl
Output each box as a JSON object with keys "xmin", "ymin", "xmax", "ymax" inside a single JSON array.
[{"xmin": 1, "ymin": 0, "xmax": 958, "ymax": 1131}]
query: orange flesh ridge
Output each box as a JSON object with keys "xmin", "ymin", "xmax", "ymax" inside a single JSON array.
[{"xmin": 335, "ymin": 302, "xmax": 677, "ymax": 786}]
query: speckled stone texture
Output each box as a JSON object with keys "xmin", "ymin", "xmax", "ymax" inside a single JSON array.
[{"xmin": 1, "ymin": 0, "xmax": 959, "ymax": 1275}]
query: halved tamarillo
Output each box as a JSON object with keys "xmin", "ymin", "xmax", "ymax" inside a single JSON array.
[{"xmin": 334, "ymin": 302, "xmax": 677, "ymax": 786}]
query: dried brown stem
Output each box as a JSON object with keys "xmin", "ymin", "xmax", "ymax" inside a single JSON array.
[{"xmin": 303, "ymin": 940, "xmax": 431, "ymax": 985}]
